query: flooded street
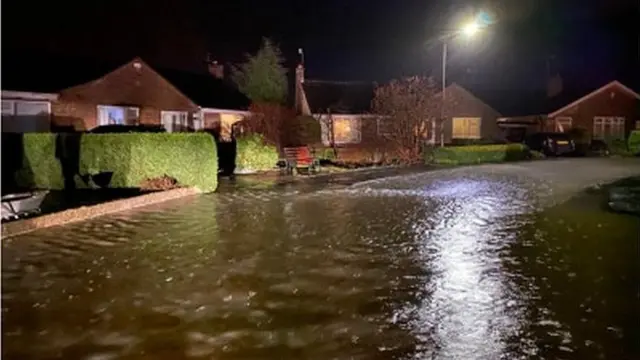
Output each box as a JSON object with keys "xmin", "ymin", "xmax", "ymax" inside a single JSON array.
[{"xmin": 3, "ymin": 159, "xmax": 640, "ymax": 360}]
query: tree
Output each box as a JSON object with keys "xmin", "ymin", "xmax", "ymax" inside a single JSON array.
[
  {"xmin": 241, "ymin": 103, "xmax": 296, "ymax": 149},
  {"xmin": 232, "ymin": 38, "xmax": 288, "ymax": 104},
  {"xmin": 372, "ymin": 76, "xmax": 440, "ymax": 161}
]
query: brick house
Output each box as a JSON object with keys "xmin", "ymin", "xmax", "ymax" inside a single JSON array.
[
  {"xmin": 2, "ymin": 56, "xmax": 250, "ymax": 135},
  {"xmin": 438, "ymin": 83, "xmax": 502, "ymax": 144},
  {"xmin": 53, "ymin": 58, "xmax": 199, "ymax": 131},
  {"xmin": 53, "ymin": 58, "xmax": 250, "ymax": 134},
  {"xmin": 498, "ymin": 81, "xmax": 640, "ymax": 140},
  {"xmin": 294, "ymin": 64, "xmax": 502, "ymax": 161},
  {"xmin": 546, "ymin": 81, "xmax": 640, "ymax": 139}
]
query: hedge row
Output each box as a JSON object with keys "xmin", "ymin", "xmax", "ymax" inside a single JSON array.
[
  {"xmin": 429, "ymin": 144, "xmax": 530, "ymax": 165},
  {"xmin": 13, "ymin": 133, "xmax": 218, "ymax": 192},
  {"xmin": 235, "ymin": 134, "xmax": 279, "ymax": 172},
  {"xmin": 628, "ymin": 130, "xmax": 640, "ymax": 155}
]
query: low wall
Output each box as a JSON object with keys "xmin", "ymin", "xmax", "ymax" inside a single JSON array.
[{"xmin": 2, "ymin": 187, "xmax": 200, "ymax": 239}]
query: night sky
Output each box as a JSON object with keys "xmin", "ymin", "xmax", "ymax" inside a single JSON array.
[{"xmin": 3, "ymin": 0, "xmax": 638, "ymax": 100}]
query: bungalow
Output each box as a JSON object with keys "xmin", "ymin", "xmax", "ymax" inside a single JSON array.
[
  {"xmin": 437, "ymin": 83, "xmax": 502, "ymax": 144},
  {"xmin": 294, "ymin": 63, "xmax": 502, "ymax": 155},
  {"xmin": 498, "ymin": 80, "xmax": 640, "ymax": 140},
  {"xmin": 2, "ymin": 56, "xmax": 250, "ymax": 138}
]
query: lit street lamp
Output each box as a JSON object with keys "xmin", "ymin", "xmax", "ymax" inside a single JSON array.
[{"xmin": 432, "ymin": 20, "xmax": 484, "ymax": 147}]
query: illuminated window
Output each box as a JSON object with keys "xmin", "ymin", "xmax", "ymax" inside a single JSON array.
[
  {"xmin": 555, "ymin": 117, "xmax": 572, "ymax": 132},
  {"xmin": 452, "ymin": 117, "xmax": 481, "ymax": 139},
  {"xmin": 98, "ymin": 105, "xmax": 139, "ymax": 126},
  {"xmin": 332, "ymin": 117, "xmax": 361, "ymax": 144},
  {"xmin": 593, "ymin": 117, "xmax": 625, "ymax": 139}
]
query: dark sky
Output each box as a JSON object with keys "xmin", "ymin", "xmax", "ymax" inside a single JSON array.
[{"xmin": 3, "ymin": 0, "xmax": 639, "ymax": 96}]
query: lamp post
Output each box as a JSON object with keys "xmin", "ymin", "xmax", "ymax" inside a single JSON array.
[{"xmin": 433, "ymin": 21, "xmax": 481, "ymax": 147}]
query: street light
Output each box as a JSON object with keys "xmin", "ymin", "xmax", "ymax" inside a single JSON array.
[{"xmin": 433, "ymin": 20, "xmax": 483, "ymax": 147}]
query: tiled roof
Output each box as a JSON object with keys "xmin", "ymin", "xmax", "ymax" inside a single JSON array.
[
  {"xmin": 2, "ymin": 53, "xmax": 250, "ymax": 111},
  {"xmin": 302, "ymin": 80, "xmax": 375, "ymax": 114}
]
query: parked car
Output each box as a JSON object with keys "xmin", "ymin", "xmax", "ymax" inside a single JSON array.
[
  {"xmin": 524, "ymin": 132, "xmax": 575, "ymax": 156},
  {"xmin": 88, "ymin": 125, "xmax": 166, "ymax": 133}
]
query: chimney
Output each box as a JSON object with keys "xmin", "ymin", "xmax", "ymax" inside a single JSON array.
[
  {"xmin": 208, "ymin": 60, "xmax": 224, "ymax": 79},
  {"xmin": 294, "ymin": 64, "xmax": 305, "ymax": 113}
]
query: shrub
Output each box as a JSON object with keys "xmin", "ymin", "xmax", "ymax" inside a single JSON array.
[
  {"xmin": 315, "ymin": 147, "xmax": 337, "ymax": 160},
  {"xmin": 628, "ymin": 130, "xmax": 640, "ymax": 155},
  {"xmin": 283, "ymin": 115, "xmax": 321, "ymax": 146},
  {"xmin": 606, "ymin": 138, "xmax": 632, "ymax": 157},
  {"xmin": 429, "ymin": 144, "xmax": 530, "ymax": 165},
  {"xmin": 14, "ymin": 134, "xmax": 64, "ymax": 189},
  {"xmin": 14, "ymin": 133, "xmax": 218, "ymax": 192},
  {"xmin": 530, "ymin": 150, "xmax": 546, "ymax": 160},
  {"xmin": 236, "ymin": 133, "xmax": 278, "ymax": 172}
]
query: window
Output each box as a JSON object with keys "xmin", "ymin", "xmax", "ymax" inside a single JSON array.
[
  {"xmin": 97, "ymin": 105, "xmax": 139, "ymax": 126},
  {"xmin": 555, "ymin": 117, "xmax": 572, "ymax": 132},
  {"xmin": 333, "ymin": 117, "xmax": 361, "ymax": 144},
  {"xmin": 2, "ymin": 100, "xmax": 14, "ymax": 115},
  {"xmin": 635, "ymin": 120, "xmax": 640, "ymax": 130},
  {"xmin": 161, "ymin": 111, "xmax": 189, "ymax": 132},
  {"xmin": 593, "ymin": 117, "xmax": 625, "ymax": 139},
  {"xmin": 452, "ymin": 117, "xmax": 481, "ymax": 139}
]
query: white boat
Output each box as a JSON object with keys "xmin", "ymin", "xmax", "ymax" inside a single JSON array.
[{"xmin": 1, "ymin": 191, "xmax": 48, "ymax": 221}]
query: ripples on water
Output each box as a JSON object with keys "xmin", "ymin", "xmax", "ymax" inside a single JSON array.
[{"xmin": 2, "ymin": 171, "xmax": 639, "ymax": 359}]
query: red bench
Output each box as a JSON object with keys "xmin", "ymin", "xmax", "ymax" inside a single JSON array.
[{"xmin": 283, "ymin": 146, "xmax": 319, "ymax": 174}]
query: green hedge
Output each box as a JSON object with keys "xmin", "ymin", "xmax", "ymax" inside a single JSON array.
[
  {"xmin": 235, "ymin": 133, "xmax": 278, "ymax": 172},
  {"xmin": 15, "ymin": 133, "xmax": 218, "ymax": 192},
  {"xmin": 429, "ymin": 144, "xmax": 530, "ymax": 165},
  {"xmin": 628, "ymin": 130, "xmax": 640, "ymax": 155},
  {"xmin": 14, "ymin": 133, "xmax": 64, "ymax": 189}
]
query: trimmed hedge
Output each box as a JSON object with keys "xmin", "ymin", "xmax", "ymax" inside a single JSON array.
[
  {"xmin": 628, "ymin": 130, "xmax": 640, "ymax": 155},
  {"xmin": 429, "ymin": 144, "xmax": 530, "ymax": 165},
  {"xmin": 235, "ymin": 133, "xmax": 278, "ymax": 172},
  {"xmin": 14, "ymin": 133, "xmax": 218, "ymax": 192}
]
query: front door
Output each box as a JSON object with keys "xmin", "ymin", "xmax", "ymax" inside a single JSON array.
[{"xmin": 161, "ymin": 111, "xmax": 188, "ymax": 132}]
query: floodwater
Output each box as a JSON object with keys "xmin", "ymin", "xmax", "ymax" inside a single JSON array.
[{"xmin": 3, "ymin": 160, "xmax": 640, "ymax": 359}]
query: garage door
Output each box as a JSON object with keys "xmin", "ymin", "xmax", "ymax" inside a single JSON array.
[{"xmin": 1, "ymin": 100, "xmax": 50, "ymax": 133}]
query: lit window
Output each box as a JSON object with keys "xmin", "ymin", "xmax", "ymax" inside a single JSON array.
[
  {"xmin": 333, "ymin": 117, "xmax": 361, "ymax": 144},
  {"xmin": 593, "ymin": 117, "xmax": 625, "ymax": 139},
  {"xmin": 555, "ymin": 117, "xmax": 572, "ymax": 132},
  {"xmin": 452, "ymin": 117, "xmax": 481, "ymax": 139},
  {"xmin": 97, "ymin": 105, "xmax": 139, "ymax": 126}
]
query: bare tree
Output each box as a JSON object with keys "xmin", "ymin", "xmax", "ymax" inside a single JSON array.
[
  {"xmin": 372, "ymin": 76, "xmax": 440, "ymax": 162},
  {"xmin": 241, "ymin": 103, "xmax": 296, "ymax": 150}
]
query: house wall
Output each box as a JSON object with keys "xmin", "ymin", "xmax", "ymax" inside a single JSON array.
[
  {"xmin": 317, "ymin": 115, "xmax": 396, "ymax": 163},
  {"xmin": 52, "ymin": 59, "xmax": 198, "ymax": 131},
  {"xmin": 319, "ymin": 115, "xmax": 381, "ymax": 146},
  {"xmin": 440, "ymin": 85, "xmax": 502, "ymax": 144},
  {"xmin": 550, "ymin": 85, "xmax": 640, "ymax": 138}
]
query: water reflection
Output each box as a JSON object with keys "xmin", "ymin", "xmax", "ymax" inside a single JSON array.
[{"xmin": 2, "ymin": 169, "xmax": 639, "ymax": 359}]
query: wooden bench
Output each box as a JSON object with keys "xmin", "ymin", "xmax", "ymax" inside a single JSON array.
[{"xmin": 282, "ymin": 146, "xmax": 319, "ymax": 174}]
